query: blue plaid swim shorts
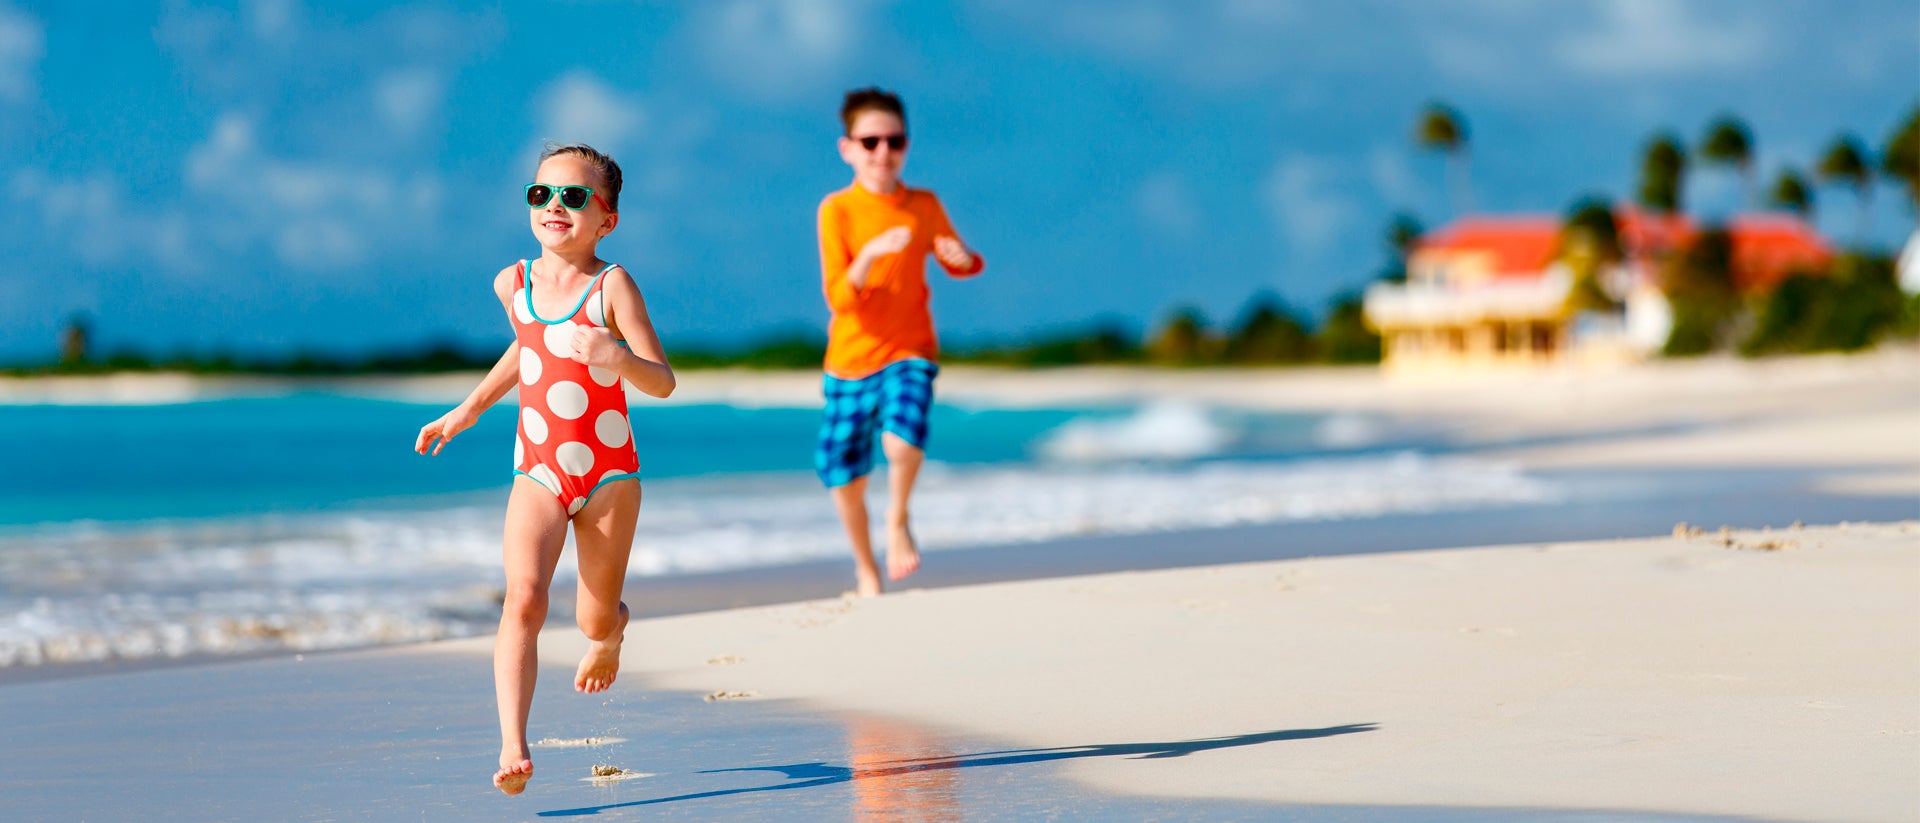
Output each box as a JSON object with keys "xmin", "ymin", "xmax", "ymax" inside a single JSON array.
[{"xmin": 814, "ymin": 358, "xmax": 938, "ymax": 488}]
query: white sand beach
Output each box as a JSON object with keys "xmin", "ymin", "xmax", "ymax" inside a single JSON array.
[
  {"xmin": 5, "ymin": 348, "xmax": 1918, "ymax": 820},
  {"xmin": 532, "ymin": 520, "xmax": 1920, "ymax": 821}
]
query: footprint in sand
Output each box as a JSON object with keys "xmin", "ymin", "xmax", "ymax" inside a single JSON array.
[
  {"xmin": 582, "ymin": 765, "xmax": 655, "ymax": 784},
  {"xmin": 704, "ymin": 690, "xmax": 758, "ymax": 702}
]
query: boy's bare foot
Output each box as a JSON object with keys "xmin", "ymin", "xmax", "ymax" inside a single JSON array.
[
  {"xmin": 853, "ymin": 565, "xmax": 883, "ymax": 598},
  {"xmin": 886, "ymin": 522, "xmax": 921, "ymax": 581},
  {"xmin": 495, "ymin": 748, "xmax": 533, "ymax": 795},
  {"xmin": 575, "ymin": 602, "xmax": 628, "ymax": 694}
]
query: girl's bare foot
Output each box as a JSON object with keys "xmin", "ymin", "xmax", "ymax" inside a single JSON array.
[
  {"xmin": 495, "ymin": 747, "xmax": 533, "ymax": 795},
  {"xmin": 885, "ymin": 522, "xmax": 921, "ymax": 581},
  {"xmin": 575, "ymin": 602, "xmax": 628, "ymax": 693}
]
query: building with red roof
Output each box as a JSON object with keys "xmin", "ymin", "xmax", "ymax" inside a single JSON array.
[{"xmin": 1364, "ymin": 210, "xmax": 1833, "ymax": 371}]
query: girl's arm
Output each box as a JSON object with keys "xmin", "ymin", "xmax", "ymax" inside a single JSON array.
[
  {"xmin": 415, "ymin": 342, "xmax": 518, "ymax": 455},
  {"xmin": 572, "ymin": 267, "xmax": 676, "ymax": 398},
  {"xmin": 416, "ymin": 264, "xmax": 525, "ymax": 455}
]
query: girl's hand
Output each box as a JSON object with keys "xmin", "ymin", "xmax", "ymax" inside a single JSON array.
[
  {"xmin": 416, "ymin": 406, "xmax": 479, "ymax": 455},
  {"xmin": 933, "ymin": 235, "xmax": 975, "ymax": 270},
  {"xmin": 571, "ymin": 326, "xmax": 625, "ymax": 369}
]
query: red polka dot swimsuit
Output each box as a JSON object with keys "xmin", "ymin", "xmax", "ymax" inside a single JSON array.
[{"xmin": 511, "ymin": 260, "xmax": 640, "ymax": 515}]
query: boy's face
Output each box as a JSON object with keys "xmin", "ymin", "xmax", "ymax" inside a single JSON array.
[
  {"xmin": 838, "ymin": 110, "xmax": 908, "ymax": 192},
  {"xmin": 529, "ymin": 154, "xmax": 617, "ymax": 253}
]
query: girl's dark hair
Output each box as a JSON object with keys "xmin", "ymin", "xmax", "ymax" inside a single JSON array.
[
  {"xmin": 840, "ymin": 87, "xmax": 905, "ymax": 135},
  {"xmin": 537, "ymin": 142, "xmax": 623, "ymax": 212}
]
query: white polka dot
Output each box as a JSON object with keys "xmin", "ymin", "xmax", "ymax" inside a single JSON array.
[
  {"xmin": 600, "ymin": 469, "xmax": 630, "ymax": 486},
  {"xmin": 586, "ymin": 291, "xmax": 606, "ymax": 327},
  {"xmin": 555, "ymin": 441, "xmax": 595, "ymax": 476},
  {"xmin": 543, "ymin": 321, "xmax": 579, "ymax": 359},
  {"xmin": 567, "ymin": 497, "xmax": 586, "ymax": 515},
  {"xmin": 595, "ymin": 410, "xmax": 630, "ymax": 448},
  {"xmin": 512, "ymin": 288, "xmax": 533, "ymax": 325},
  {"xmin": 514, "ymin": 438, "xmax": 524, "ymax": 468},
  {"xmin": 519, "ymin": 347, "xmax": 542, "ymax": 385},
  {"xmin": 520, "ymin": 407, "xmax": 548, "ymax": 444},
  {"xmin": 547, "ymin": 381, "xmax": 589, "ymax": 420},
  {"xmin": 588, "ymin": 365, "xmax": 618, "ymax": 387},
  {"xmin": 526, "ymin": 464, "xmax": 562, "ymax": 497}
]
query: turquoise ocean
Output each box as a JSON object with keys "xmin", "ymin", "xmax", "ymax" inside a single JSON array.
[{"xmin": 0, "ymin": 391, "xmax": 1558, "ymax": 670}]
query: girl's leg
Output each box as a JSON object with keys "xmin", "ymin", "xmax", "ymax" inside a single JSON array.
[
  {"xmin": 570, "ymin": 478, "xmax": 640, "ymax": 693},
  {"xmin": 880, "ymin": 432, "xmax": 924, "ymax": 581},
  {"xmin": 830, "ymin": 475, "xmax": 882, "ymax": 596},
  {"xmin": 494, "ymin": 477, "xmax": 570, "ymax": 795}
]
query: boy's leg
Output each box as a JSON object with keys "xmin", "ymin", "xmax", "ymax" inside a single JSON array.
[
  {"xmin": 829, "ymin": 476, "xmax": 881, "ymax": 596},
  {"xmin": 880, "ymin": 432, "xmax": 923, "ymax": 580},
  {"xmin": 879, "ymin": 360, "xmax": 937, "ymax": 582},
  {"xmin": 569, "ymin": 478, "xmax": 640, "ymax": 693},
  {"xmin": 495, "ymin": 477, "xmax": 571, "ymax": 794},
  {"xmin": 818, "ymin": 371, "xmax": 884, "ymax": 596}
]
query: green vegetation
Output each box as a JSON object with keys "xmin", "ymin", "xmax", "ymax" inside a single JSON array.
[
  {"xmin": 1638, "ymin": 133, "xmax": 1688, "ymax": 213},
  {"xmin": 1817, "ymin": 133, "xmax": 1874, "ymax": 242},
  {"xmin": 1700, "ymin": 115, "xmax": 1756, "ymax": 206},
  {"xmin": 1769, "ymin": 168, "xmax": 1813, "ymax": 216},
  {"xmin": 1740, "ymin": 254, "xmax": 1912, "ymax": 356},
  {"xmin": 1560, "ymin": 197, "xmax": 1625, "ymax": 313},
  {"xmin": 1415, "ymin": 102, "xmax": 1472, "ymax": 217}
]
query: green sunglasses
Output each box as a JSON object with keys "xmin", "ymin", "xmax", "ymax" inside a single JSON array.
[{"xmin": 525, "ymin": 182, "xmax": 614, "ymax": 212}]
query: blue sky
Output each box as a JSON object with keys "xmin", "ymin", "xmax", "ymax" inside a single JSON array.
[{"xmin": 3, "ymin": 0, "xmax": 1915, "ymax": 359}]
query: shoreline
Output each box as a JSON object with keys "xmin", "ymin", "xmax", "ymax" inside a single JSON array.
[{"xmin": 2, "ymin": 347, "xmax": 1916, "ymax": 683}]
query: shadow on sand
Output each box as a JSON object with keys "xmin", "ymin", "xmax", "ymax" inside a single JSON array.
[{"xmin": 540, "ymin": 723, "xmax": 1377, "ymax": 817}]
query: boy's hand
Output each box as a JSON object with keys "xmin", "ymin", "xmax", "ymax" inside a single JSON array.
[
  {"xmin": 933, "ymin": 236, "xmax": 975, "ymax": 270},
  {"xmin": 416, "ymin": 407, "xmax": 479, "ymax": 456},
  {"xmin": 858, "ymin": 226, "xmax": 912, "ymax": 261},
  {"xmin": 571, "ymin": 326, "xmax": 625, "ymax": 369}
]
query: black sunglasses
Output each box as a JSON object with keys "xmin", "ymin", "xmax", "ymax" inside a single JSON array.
[
  {"xmin": 853, "ymin": 133, "xmax": 908, "ymax": 151},
  {"xmin": 524, "ymin": 183, "xmax": 612, "ymax": 212}
]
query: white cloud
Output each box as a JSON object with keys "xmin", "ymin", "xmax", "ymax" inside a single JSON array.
[
  {"xmin": 244, "ymin": 0, "xmax": 302, "ymax": 43},
  {"xmin": 171, "ymin": 112, "xmax": 443, "ymax": 270},
  {"xmin": 375, "ymin": 67, "xmax": 444, "ymax": 138},
  {"xmin": 690, "ymin": 0, "xmax": 876, "ymax": 100},
  {"xmin": 1261, "ymin": 156, "xmax": 1360, "ymax": 256},
  {"xmin": 537, "ymin": 72, "xmax": 646, "ymax": 156},
  {"xmin": 0, "ymin": 3, "xmax": 45, "ymax": 104},
  {"xmin": 1367, "ymin": 145, "xmax": 1426, "ymax": 212},
  {"xmin": 1134, "ymin": 172, "xmax": 1201, "ymax": 239},
  {"xmin": 1554, "ymin": 0, "xmax": 1767, "ymax": 76}
]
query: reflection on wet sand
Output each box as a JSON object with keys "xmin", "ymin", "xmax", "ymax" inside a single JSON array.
[
  {"xmin": 537, "ymin": 721, "xmax": 1375, "ymax": 817},
  {"xmin": 847, "ymin": 715, "xmax": 961, "ymax": 821}
]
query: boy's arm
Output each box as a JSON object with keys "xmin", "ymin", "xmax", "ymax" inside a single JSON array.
[
  {"xmin": 576, "ymin": 267, "xmax": 676, "ymax": 399},
  {"xmin": 819, "ymin": 201, "xmax": 866, "ymax": 311},
  {"xmin": 928, "ymin": 197, "xmax": 984, "ymax": 278}
]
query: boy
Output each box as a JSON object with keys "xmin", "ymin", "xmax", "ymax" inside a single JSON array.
[{"xmin": 814, "ymin": 87, "xmax": 984, "ymax": 597}]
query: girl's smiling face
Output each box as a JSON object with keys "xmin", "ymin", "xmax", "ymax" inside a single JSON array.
[{"xmin": 529, "ymin": 154, "xmax": 616, "ymax": 251}]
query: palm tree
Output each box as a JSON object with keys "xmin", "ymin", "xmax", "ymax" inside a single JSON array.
[
  {"xmin": 1768, "ymin": 168, "xmax": 1813, "ymax": 218},
  {"xmin": 1416, "ymin": 103, "xmax": 1472, "ymax": 217},
  {"xmin": 1637, "ymin": 132, "xmax": 1687, "ymax": 213},
  {"xmin": 1817, "ymin": 134, "xmax": 1873, "ymax": 243},
  {"xmin": 1699, "ymin": 115, "xmax": 1755, "ymax": 209},
  {"xmin": 1883, "ymin": 104, "xmax": 1918, "ymax": 211}
]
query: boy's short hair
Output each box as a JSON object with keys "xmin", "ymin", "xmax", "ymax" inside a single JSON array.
[
  {"xmin": 537, "ymin": 142, "xmax": 623, "ymax": 212},
  {"xmin": 840, "ymin": 88, "xmax": 906, "ymax": 135}
]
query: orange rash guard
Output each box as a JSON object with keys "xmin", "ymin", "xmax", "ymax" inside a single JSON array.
[{"xmin": 817, "ymin": 183, "xmax": 984, "ymax": 380}]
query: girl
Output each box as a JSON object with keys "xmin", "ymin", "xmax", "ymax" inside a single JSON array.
[{"xmin": 415, "ymin": 143, "xmax": 674, "ymax": 795}]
